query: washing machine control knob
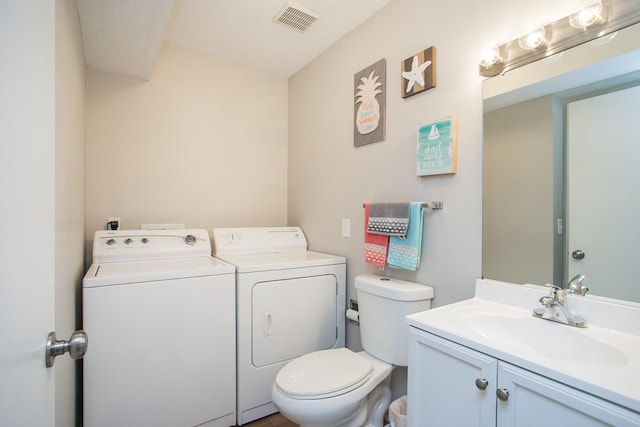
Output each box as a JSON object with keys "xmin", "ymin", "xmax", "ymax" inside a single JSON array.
[
  {"xmin": 184, "ymin": 234, "xmax": 197, "ymax": 245},
  {"xmin": 106, "ymin": 238, "xmax": 116, "ymax": 246}
]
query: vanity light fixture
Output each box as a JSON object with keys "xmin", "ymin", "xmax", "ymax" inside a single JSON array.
[{"xmin": 479, "ymin": 0, "xmax": 640, "ymax": 77}]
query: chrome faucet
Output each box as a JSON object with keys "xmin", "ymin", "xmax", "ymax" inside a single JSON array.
[
  {"xmin": 532, "ymin": 285, "xmax": 586, "ymax": 328},
  {"xmin": 565, "ymin": 273, "xmax": 589, "ymax": 295}
]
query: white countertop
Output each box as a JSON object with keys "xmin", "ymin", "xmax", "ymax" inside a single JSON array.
[{"xmin": 406, "ymin": 279, "xmax": 640, "ymax": 413}]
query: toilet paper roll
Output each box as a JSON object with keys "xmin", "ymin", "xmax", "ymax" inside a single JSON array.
[{"xmin": 346, "ymin": 309, "xmax": 360, "ymax": 323}]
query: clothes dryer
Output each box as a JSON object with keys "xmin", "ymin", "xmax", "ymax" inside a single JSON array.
[
  {"xmin": 83, "ymin": 229, "xmax": 236, "ymax": 427},
  {"xmin": 212, "ymin": 227, "xmax": 346, "ymax": 425}
]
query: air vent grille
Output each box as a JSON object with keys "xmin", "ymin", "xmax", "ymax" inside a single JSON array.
[{"xmin": 273, "ymin": 3, "xmax": 319, "ymax": 33}]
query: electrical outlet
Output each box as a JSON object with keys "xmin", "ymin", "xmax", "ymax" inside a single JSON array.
[{"xmin": 107, "ymin": 217, "xmax": 120, "ymax": 231}]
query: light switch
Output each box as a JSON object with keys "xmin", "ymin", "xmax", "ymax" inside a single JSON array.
[{"xmin": 341, "ymin": 219, "xmax": 351, "ymax": 238}]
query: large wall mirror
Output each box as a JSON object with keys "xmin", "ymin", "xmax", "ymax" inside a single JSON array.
[{"xmin": 482, "ymin": 23, "xmax": 640, "ymax": 303}]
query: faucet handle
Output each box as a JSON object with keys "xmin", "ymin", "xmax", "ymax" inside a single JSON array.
[
  {"xmin": 545, "ymin": 284, "xmax": 562, "ymax": 296},
  {"xmin": 544, "ymin": 284, "xmax": 567, "ymax": 305},
  {"xmin": 538, "ymin": 296, "xmax": 554, "ymax": 307},
  {"xmin": 566, "ymin": 274, "xmax": 589, "ymax": 296}
]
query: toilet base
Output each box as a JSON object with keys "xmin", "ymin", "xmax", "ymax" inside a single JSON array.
[{"xmin": 361, "ymin": 381, "xmax": 392, "ymax": 427}]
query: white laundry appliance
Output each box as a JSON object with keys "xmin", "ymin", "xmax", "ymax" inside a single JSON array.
[
  {"xmin": 212, "ymin": 227, "xmax": 346, "ymax": 425},
  {"xmin": 83, "ymin": 229, "xmax": 236, "ymax": 427}
]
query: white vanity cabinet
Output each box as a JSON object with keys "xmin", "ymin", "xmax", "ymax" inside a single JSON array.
[{"xmin": 407, "ymin": 328, "xmax": 640, "ymax": 427}]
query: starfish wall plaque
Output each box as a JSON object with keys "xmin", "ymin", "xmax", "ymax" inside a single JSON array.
[{"xmin": 401, "ymin": 47, "xmax": 436, "ymax": 98}]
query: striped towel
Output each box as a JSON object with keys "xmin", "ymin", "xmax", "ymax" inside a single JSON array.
[
  {"xmin": 366, "ymin": 202, "xmax": 411, "ymax": 236},
  {"xmin": 387, "ymin": 202, "xmax": 423, "ymax": 270},
  {"xmin": 364, "ymin": 203, "xmax": 389, "ymax": 266}
]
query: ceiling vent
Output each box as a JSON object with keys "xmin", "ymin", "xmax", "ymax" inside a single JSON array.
[{"xmin": 273, "ymin": 2, "xmax": 319, "ymax": 33}]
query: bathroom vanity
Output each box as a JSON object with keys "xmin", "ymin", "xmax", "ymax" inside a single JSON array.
[{"xmin": 406, "ymin": 279, "xmax": 640, "ymax": 426}]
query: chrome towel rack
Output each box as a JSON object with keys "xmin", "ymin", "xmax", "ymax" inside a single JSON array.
[{"xmin": 362, "ymin": 201, "xmax": 444, "ymax": 210}]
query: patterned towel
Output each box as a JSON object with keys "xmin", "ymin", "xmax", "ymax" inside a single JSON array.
[
  {"xmin": 366, "ymin": 202, "xmax": 411, "ymax": 236},
  {"xmin": 364, "ymin": 203, "xmax": 389, "ymax": 266},
  {"xmin": 387, "ymin": 202, "xmax": 423, "ymax": 270}
]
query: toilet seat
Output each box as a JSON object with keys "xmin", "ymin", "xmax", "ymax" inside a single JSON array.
[{"xmin": 275, "ymin": 348, "xmax": 373, "ymax": 400}]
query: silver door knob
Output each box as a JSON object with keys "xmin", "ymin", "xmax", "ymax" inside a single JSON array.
[
  {"xmin": 45, "ymin": 330, "xmax": 88, "ymax": 368},
  {"xmin": 496, "ymin": 388, "xmax": 510, "ymax": 401},
  {"xmin": 475, "ymin": 378, "xmax": 489, "ymax": 390},
  {"xmin": 572, "ymin": 250, "xmax": 585, "ymax": 259}
]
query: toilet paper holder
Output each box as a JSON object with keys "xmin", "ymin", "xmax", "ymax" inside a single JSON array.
[{"xmin": 347, "ymin": 299, "xmax": 359, "ymax": 323}]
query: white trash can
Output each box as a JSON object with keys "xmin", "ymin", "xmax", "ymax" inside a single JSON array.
[{"xmin": 389, "ymin": 395, "xmax": 407, "ymax": 427}]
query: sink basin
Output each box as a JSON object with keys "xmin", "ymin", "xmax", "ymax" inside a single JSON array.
[{"xmin": 457, "ymin": 308, "xmax": 629, "ymax": 367}]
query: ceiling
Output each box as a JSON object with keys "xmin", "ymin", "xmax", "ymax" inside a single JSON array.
[{"xmin": 77, "ymin": 0, "xmax": 395, "ymax": 80}]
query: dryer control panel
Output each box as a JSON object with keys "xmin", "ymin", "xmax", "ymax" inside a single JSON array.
[{"xmin": 212, "ymin": 227, "xmax": 308, "ymax": 255}]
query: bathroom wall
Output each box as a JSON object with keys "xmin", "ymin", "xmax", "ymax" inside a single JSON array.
[
  {"xmin": 86, "ymin": 46, "xmax": 289, "ymax": 246},
  {"xmin": 287, "ymin": 0, "xmax": 580, "ymax": 352},
  {"xmin": 55, "ymin": 0, "xmax": 86, "ymax": 425}
]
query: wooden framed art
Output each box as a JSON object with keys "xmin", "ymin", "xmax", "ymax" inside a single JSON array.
[
  {"xmin": 416, "ymin": 116, "xmax": 457, "ymax": 176},
  {"xmin": 401, "ymin": 47, "xmax": 436, "ymax": 98},
  {"xmin": 354, "ymin": 58, "xmax": 386, "ymax": 147}
]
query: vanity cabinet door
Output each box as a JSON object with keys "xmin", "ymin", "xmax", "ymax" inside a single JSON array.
[
  {"xmin": 407, "ymin": 328, "xmax": 497, "ymax": 427},
  {"xmin": 497, "ymin": 362, "xmax": 640, "ymax": 427}
]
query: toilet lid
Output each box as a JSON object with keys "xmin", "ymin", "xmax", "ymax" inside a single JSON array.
[{"xmin": 276, "ymin": 348, "xmax": 373, "ymax": 397}]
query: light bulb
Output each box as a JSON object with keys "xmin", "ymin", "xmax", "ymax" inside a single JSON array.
[
  {"xmin": 479, "ymin": 47, "xmax": 502, "ymax": 68},
  {"xmin": 569, "ymin": 1, "xmax": 603, "ymax": 29},
  {"xmin": 518, "ymin": 27, "xmax": 547, "ymax": 50}
]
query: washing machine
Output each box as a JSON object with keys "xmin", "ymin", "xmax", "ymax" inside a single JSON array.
[
  {"xmin": 83, "ymin": 229, "xmax": 236, "ymax": 427},
  {"xmin": 212, "ymin": 227, "xmax": 346, "ymax": 425}
]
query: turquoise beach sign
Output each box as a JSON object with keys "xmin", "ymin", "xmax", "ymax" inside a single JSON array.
[{"xmin": 416, "ymin": 117, "xmax": 457, "ymax": 176}]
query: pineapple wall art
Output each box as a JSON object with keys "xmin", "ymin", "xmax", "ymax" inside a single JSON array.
[{"xmin": 354, "ymin": 59, "xmax": 386, "ymax": 147}]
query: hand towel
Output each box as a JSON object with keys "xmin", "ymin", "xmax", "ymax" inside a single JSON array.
[
  {"xmin": 364, "ymin": 203, "xmax": 389, "ymax": 266},
  {"xmin": 367, "ymin": 202, "xmax": 411, "ymax": 236},
  {"xmin": 387, "ymin": 202, "xmax": 423, "ymax": 270}
]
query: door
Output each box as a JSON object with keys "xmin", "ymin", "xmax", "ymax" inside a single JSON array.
[
  {"xmin": 0, "ymin": 2, "xmax": 56, "ymax": 426},
  {"xmin": 497, "ymin": 362, "xmax": 640, "ymax": 426},
  {"xmin": 407, "ymin": 329, "xmax": 497, "ymax": 427},
  {"xmin": 566, "ymin": 84, "xmax": 640, "ymax": 301},
  {"xmin": 252, "ymin": 275, "xmax": 338, "ymax": 366}
]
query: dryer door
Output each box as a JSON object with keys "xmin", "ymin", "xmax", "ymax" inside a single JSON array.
[{"xmin": 252, "ymin": 274, "xmax": 338, "ymax": 367}]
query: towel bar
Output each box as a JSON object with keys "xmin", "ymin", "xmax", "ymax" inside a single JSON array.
[{"xmin": 362, "ymin": 202, "xmax": 443, "ymax": 210}]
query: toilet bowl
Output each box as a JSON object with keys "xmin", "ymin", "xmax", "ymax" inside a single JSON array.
[
  {"xmin": 272, "ymin": 349, "xmax": 392, "ymax": 427},
  {"xmin": 271, "ymin": 274, "xmax": 434, "ymax": 427}
]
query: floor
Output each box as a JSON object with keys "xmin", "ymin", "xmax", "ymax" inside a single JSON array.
[{"xmin": 244, "ymin": 412, "xmax": 299, "ymax": 427}]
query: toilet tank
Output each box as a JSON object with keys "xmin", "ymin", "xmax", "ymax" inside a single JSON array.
[{"xmin": 355, "ymin": 274, "xmax": 434, "ymax": 366}]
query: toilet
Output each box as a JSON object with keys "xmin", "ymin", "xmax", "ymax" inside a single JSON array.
[{"xmin": 271, "ymin": 273, "xmax": 434, "ymax": 427}]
